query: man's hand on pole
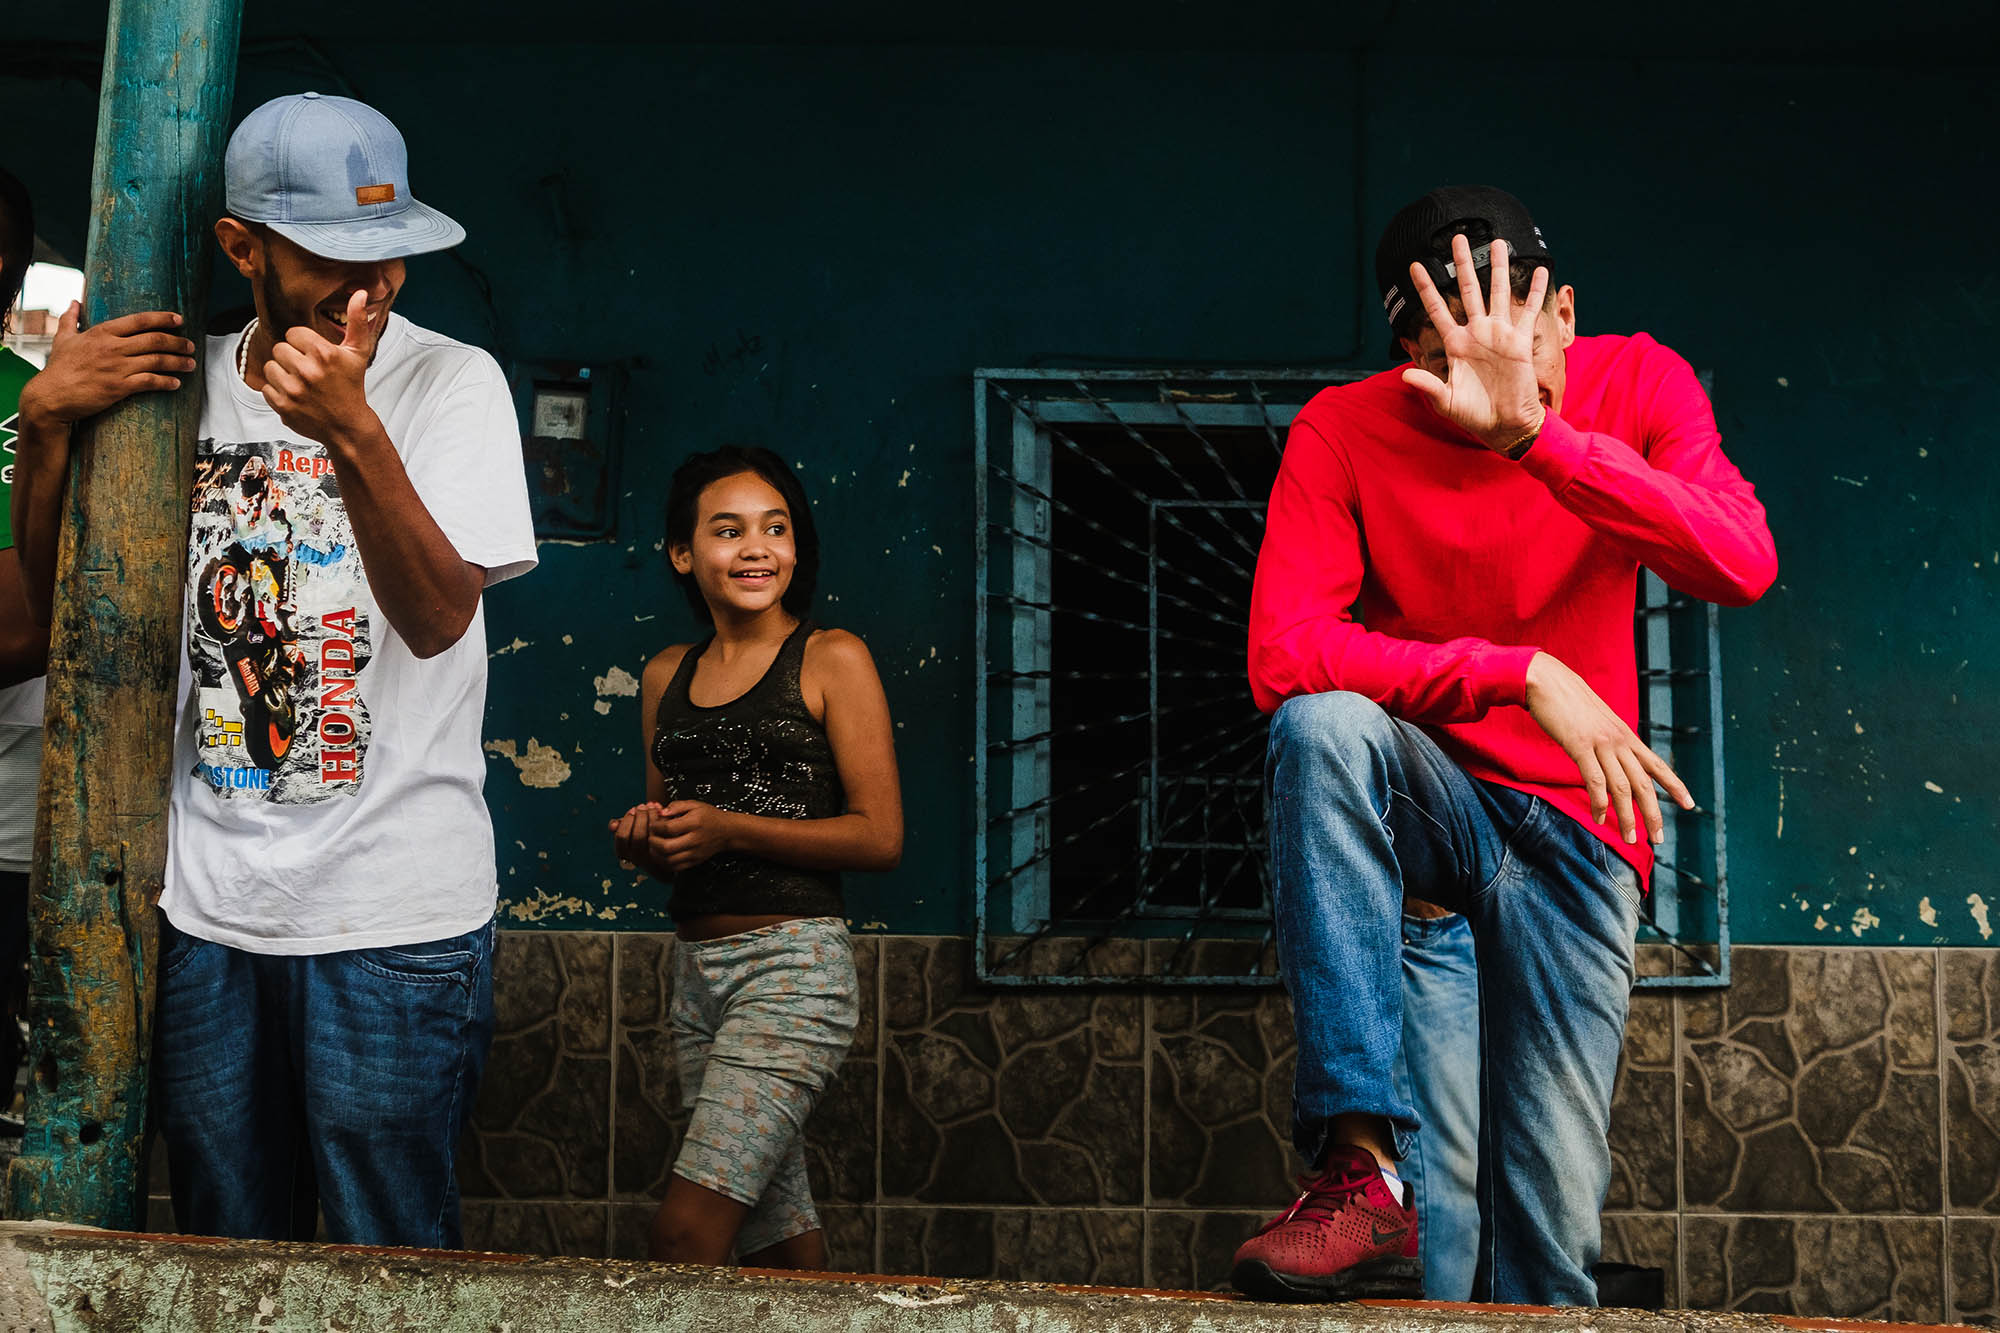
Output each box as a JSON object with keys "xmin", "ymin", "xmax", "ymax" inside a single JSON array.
[
  {"xmin": 16, "ymin": 303, "xmax": 196, "ymax": 431},
  {"xmin": 1400, "ymin": 235, "xmax": 1548, "ymax": 455},
  {"xmin": 1524, "ymin": 651, "xmax": 1694, "ymax": 846},
  {"xmin": 12, "ymin": 303, "xmax": 199, "ymax": 627}
]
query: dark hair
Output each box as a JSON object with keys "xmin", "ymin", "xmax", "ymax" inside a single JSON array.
[
  {"xmin": 0, "ymin": 168, "xmax": 33, "ymax": 326},
  {"xmin": 663, "ymin": 445, "xmax": 819, "ymax": 625},
  {"xmin": 1390, "ymin": 261, "xmax": 1556, "ymax": 350}
]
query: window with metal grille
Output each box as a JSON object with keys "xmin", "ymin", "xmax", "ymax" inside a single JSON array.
[{"xmin": 973, "ymin": 368, "xmax": 1729, "ymax": 989}]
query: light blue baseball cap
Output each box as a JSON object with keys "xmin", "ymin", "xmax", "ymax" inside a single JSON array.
[{"xmin": 224, "ymin": 92, "xmax": 465, "ymax": 262}]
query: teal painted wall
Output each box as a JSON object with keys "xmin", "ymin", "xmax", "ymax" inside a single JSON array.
[{"xmin": 4, "ymin": 34, "xmax": 1994, "ymax": 945}]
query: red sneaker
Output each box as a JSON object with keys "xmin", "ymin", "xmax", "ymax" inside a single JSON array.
[{"xmin": 1230, "ymin": 1144, "xmax": 1423, "ymax": 1302}]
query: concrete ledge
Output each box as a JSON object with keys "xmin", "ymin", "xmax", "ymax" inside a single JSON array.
[{"xmin": 0, "ymin": 1223, "xmax": 1975, "ymax": 1332}]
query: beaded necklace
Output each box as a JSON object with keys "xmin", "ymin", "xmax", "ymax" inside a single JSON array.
[{"xmin": 234, "ymin": 316, "xmax": 261, "ymax": 381}]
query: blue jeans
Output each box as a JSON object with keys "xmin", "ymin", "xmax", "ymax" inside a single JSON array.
[
  {"xmin": 154, "ymin": 915, "xmax": 496, "ymax": 1247},
  {"xmin": 1267, "ymin": 692, "xmax": 1639, "ymax": 1306},
  {"xmin": 1391, "ymin": 911, "xmax": 1481, "ymax": 1303}
]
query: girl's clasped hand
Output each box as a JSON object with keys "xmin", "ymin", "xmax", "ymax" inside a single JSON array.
[{"xmin": 610, "ymin": 798, "xmax": 734, "ymax": 875}]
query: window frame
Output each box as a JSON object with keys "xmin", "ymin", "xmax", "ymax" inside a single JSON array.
[{"xmin": 972, "ymin": 367, "xmax": 1730, "ymax": 990}]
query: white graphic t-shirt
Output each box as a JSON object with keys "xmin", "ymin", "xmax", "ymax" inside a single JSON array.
[{"xmin": 161, "ymin": 314, "xmax": 537, "ymax": 954}]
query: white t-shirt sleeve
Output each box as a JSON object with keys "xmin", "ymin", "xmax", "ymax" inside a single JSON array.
[{"xmin": 402, "ymin": 352, "xmax": 539, "ymax": 587}]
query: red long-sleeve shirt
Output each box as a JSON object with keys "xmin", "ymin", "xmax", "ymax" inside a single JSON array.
[{"xmin": 1247, "ymin": 332, "xmax": 1777, "ymax": 880}]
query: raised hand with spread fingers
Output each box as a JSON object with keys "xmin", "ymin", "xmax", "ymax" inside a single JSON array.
[{"xmin": 1399, "ymin": 234, "xmax": 1550, "ymax": 456}]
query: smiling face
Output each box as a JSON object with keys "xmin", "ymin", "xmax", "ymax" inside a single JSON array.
[
  {"xmin": 1402, "ymin": 282, "xmax": 1578, "ymax": 415},
  {"xmin": 216, "ymin": 218, "xmax": 404, "ymax": 359},
  {"xmin": 668, "ymin": 470, "xmax": 798, "ymax": 625}
]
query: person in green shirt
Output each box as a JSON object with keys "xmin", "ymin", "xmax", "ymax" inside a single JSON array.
[
  {"xmin": 1, "ymin": 166, "xmax": 60, "ymax": 684},
  {"xmin": 0, "ymin": 165, "xmax": 47, "ymax": 1132},
  {"xmin": 0, "ymin": 175, "xmax": 38, "ymax": 580},
  {"xmin": 0, "ymin": 165, "xmax": 195, "ymax": 1129}
]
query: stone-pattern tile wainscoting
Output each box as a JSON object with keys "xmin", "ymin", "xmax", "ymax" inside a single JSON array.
[{"xmin": 140, "ymin": 933, "xmax": 1998, "ymax": 1322}]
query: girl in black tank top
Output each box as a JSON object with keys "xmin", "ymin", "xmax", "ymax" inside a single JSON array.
[
  {"xmin": 609, "ymin": 447, "xmax": 902, "ymax": 1272},
  {"xmin": 649, "ymin": 618, "xmax": 847, "ymax": 921}
]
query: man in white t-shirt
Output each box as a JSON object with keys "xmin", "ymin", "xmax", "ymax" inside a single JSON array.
[{"xmin": 10, "ymin": 94, "xmax": 537, "ymax": 1246}]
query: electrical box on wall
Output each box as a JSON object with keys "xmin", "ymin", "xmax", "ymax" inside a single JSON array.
[{"xmin": 510, "ymin": 360, "xmax": 624, "ymax": 540}]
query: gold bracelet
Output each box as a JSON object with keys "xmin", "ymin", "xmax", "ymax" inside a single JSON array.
[{"xmin": 1498, "ymin": 426, "xmax": 1539, "ymax": 460}]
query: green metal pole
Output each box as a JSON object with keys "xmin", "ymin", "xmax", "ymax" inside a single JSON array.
[{"xmin": 4, "ymin": 0, "xmax": 242, "ymax": 1228}]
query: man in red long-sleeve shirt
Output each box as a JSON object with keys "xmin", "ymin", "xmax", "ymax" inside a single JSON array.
[{"xmin": 1231, "ymin": 187, "xmax": 1775, "ymax": 1306}]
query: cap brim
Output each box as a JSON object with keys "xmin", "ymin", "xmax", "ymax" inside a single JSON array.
[{"xmin": 264, "ymin": 197, "xmax": 466, "ymax": 262}]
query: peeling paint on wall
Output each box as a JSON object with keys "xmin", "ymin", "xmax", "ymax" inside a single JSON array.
[
  {"xmin": 503, "ymin": 890, "xmax": 593, "ymax": 923},
  {"xmin": 594, "ymin": 665, "xmax": 640, "ymax": 698},
  {"xmin": 1970, "ymin": 893, "xmax": 1994, "ymax": 940},
  {"xmin": 484, "ymin": 738, "xmax": 573, "ymax": 788}
]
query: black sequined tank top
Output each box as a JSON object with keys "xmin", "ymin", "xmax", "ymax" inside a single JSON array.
[{"xmin": 649, "ymin": 620, "xmax": 845, "ymax": 922}]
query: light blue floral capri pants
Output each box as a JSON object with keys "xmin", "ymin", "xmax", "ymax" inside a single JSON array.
[{"xmin": 670, "ymin": 917, "xmax": 857, "ymax": 1256}]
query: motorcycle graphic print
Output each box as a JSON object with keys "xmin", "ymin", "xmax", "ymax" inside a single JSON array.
[{"xmin": 187, "ymin": 440, "xmax": 373, "ymax": 804}]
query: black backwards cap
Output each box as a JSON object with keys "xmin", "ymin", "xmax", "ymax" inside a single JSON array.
[{"xmin": 1375, "ymin": 185, "xmax": 1552, "ymax": 341}]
